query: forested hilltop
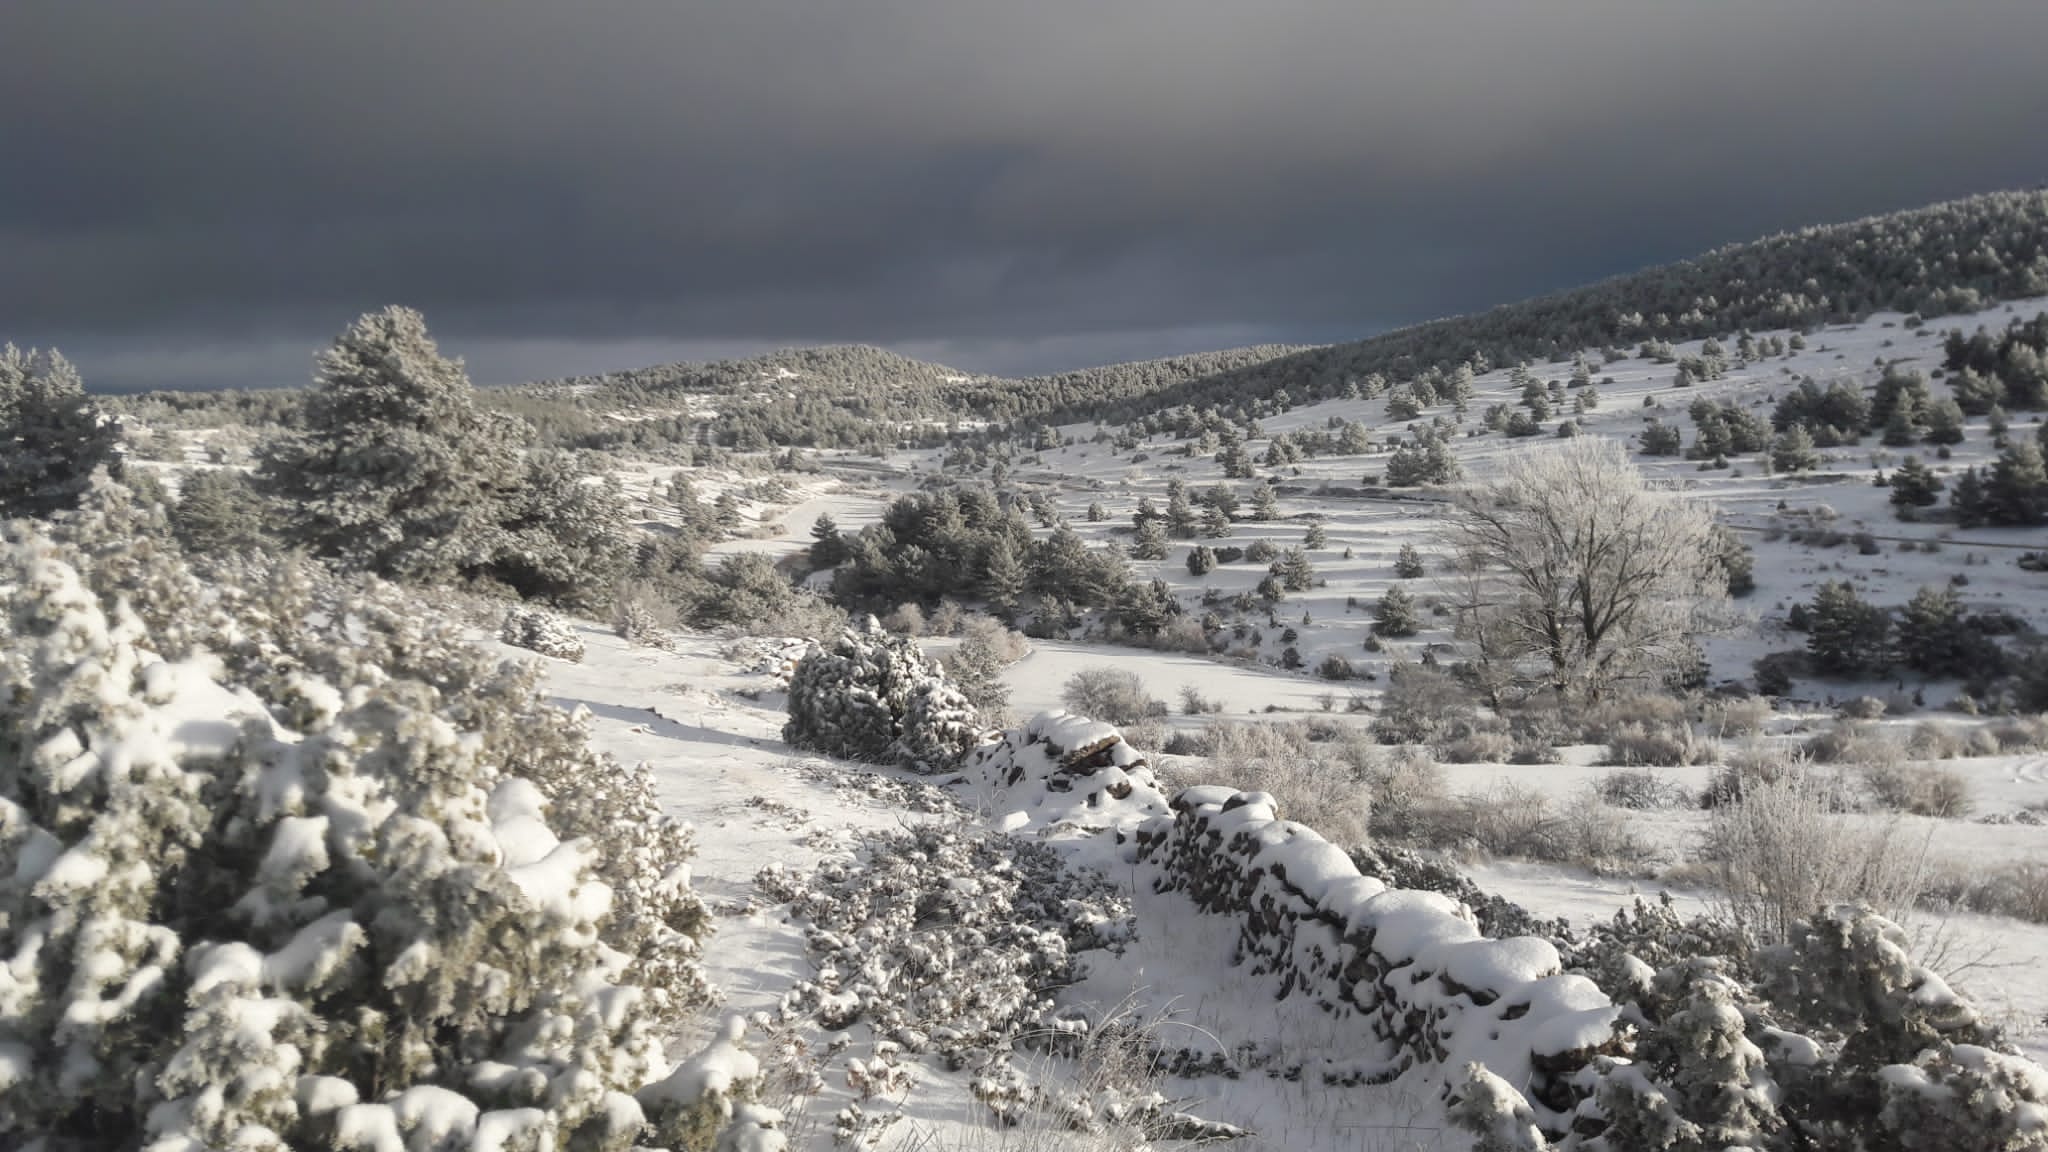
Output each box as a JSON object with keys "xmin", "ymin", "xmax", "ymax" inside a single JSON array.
[{"xmin": 109, "ymin": 189, "xmax": 2048, "ymax": 452}]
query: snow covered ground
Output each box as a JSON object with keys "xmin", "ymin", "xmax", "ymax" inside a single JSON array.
[
  {"xmin": 501, "ymin": 624, "xmax": 1472, "ymax": 1149},
  {"xmin": 479, "ymin": 296, "xmax": 2048, "ymax": 1146}
]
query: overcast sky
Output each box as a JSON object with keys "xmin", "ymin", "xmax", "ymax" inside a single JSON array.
[{"xmin": 6, "ymin": 2, "xmax": 2048, "ymax": 392}]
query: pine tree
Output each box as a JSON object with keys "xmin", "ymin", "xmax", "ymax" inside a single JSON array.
[
  {"xmin": 1807, "ymin": 581, "xmax": 1891, "ymax": 676},
  {"xmin": 981, "ymin": 535, "xmax": 1026, "ymax": 614},
  {"xmin": 1394, "ymin": 543, "xmax": 1427, "ymax": 579},
  {"xmin": 1132, "ymin": 517, "xmax": 1169, "ymax": 560},
  {"xmin": 809, "ymin": 512, "xmax": 848, "ymax": 567},
  {"xmin": 1771, "ymin": 426, "xmax": 1820, "ymax": 473},
  {"xmin": 1186, "ymin": 545, "xmax": 1217, "ymax": 576},
  {"xmin": 1275, "ymin": 547, "xmax": 1316, "ymax": 592},
  {"xmin": 1374, "ymin": 586, "xmax": 1419, "ymax": 637},
  {"xmin": 1199, "ymin": 503, "xmax": 1232, "ymax": 539},
  {"xmin": 1951, "ymin": 466, "xmax": 1990, "ymax": 527},
  {"xmin": 1249, "ymin": 483, "xmax": 1280, "ymax": 521},
  {"xmin": 1897, "ymin": 585, "xmax": 1967, "ymax": 676},
  {"xmin": 1880, "ymin": 402, "xmax": 1922, "ymax": 447},
  {"xmin": 1166, "ymin": 482, "xmax": 1198, "ymax": 539},
  {"xmin": 170, "ymin": 469, "xmax": 268, "ymax": 553},
  {"xmin": 1922, "ymin": 397, "xmax": 1966, "ymax": 445},
  {"xmin": 1302, "ymin": 520, "xmax": 1327, "ymax": 550},
  {"xmin": 259, "ymin": 307, "xmax": 525, "ymax": 581},
  {"xmin": 1639, "ymin": 421, "xmax": 1683, "ymax": 457},
  {"xmin": 1988, "ymin": 440, "xmax": 2048, "ymax": 525},
  {"xmin": 1086, "ymin": 500, "xmax": 1106, "ymax": 522},
  {"xmin": 1888, "ymin": 457, "xmax": 1944, "ymax": 510},
  {"xmin": 0, "ymin": 345, "xmax": 122, "ymax": 518}
]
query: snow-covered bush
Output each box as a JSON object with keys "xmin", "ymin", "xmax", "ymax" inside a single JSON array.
[
  {"xmin": 500, "ymin": 603, "xmax": 587, "ymax": 662},
  {"xmin": 782, "ymin": 615, "xmax": 982, "ymax": 772},
  {"xmin": 0, "ymin": 507, "xmax": 741, "ymax": 1149}
]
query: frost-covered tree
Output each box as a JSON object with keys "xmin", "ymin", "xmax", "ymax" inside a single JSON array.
[
  {"xmin": 1441, "ymin": 438, "xmax": 1724, "ymax": 702},
  {"xmin": 0, "ymin": 345, "xmax": 121, "ymax": 518}
]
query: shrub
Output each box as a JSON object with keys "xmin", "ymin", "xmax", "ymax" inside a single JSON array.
[
  {"xmin": 1059, "ymin": 667, "xmax": 1161, "ymax": 726},
  {"xmin": 1598, "ymin": 769, "xmax": 1689, "ymax": 810},
  {"xmin": 1801, "ymin": 719, "xmax": 1904, "ymax": 768},
  {"xmin": 1699, "ymin": 768, "xmax": 1928, "ymax": 942},
  {"xmin": 784, "ymin": 615, "xmax": 983, "ymax": 771},
  {"xmin": 1179, "ymin": 684, "xmax": 1221, "ymax": 715},
  {"xmin": 1703, "ymin": 696, "xmax": 1773, "ymax": 738},
  {"xmin": 0, "ymin": 518, "xmax": 737, "ymax": 1149},
  {"xmin": 1316, "ymin": 653, "xmax": 1358, "ymax": 681},
  {"xmin": 1441, "ymin": 730, "xmax": 1515, "ymax": 763},
  {"xmin": 1602, "ymin": 720, "xmax": 1717, "ymax": 767},
  {"xmin": 1371, "ymin": 664, "xmax": 1479, "ymax": 745},
  {"xmin": 1862, "ymin": 762, "xmax": 1974, "ymax": 817},
  {"xmin": 499, "ymin": 604, "xmax": 587, "ymax": 662}
]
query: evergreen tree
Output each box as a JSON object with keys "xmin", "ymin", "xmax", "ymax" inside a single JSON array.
[
  {"xmin": 1166, "ymin": 482, "xmax": 1198, "ymax": 539},
  {"xmin": 1639, "ymin": 421, "xmax": 1683, "ymax": 457},
  {"xmin": 1302, "ymin": 519, "xmax": 1327, "ymax": 550},
  {"xmin": 0, "ymin": 345, "xmax": 121, "ymax": 518},
  {"xmin": 1715, "ymin": 525, "xmax": 1756, "ymax": 597},
  {"xmin": 1132, "ymin": 517, "xmax": 1169, "ymax": 560},
  {"xmin": 1086, "ymin": 500, "xmax": 1106, "ymax": 522},
  {"xmin": 1807, "ymin": 581, "xmax": 1892, "ymax": 677},
  {"xmin": 1951, "ymin": 466, "xmax": 1990, "ymax": 527},
  {"xmin": 1923, "ymin": 397, "xmax": 1966, "ymax": 445},
  {"xmin": 1275, "ymin": 547, "xmax": 1316, "ymax": 592},
  {"xmin": 809, "ymin": 512, "xmax": 848, "ymax": 568},
  {"xmin": 1248, "ymin": 483, "xmax": 1280, "ymax": 521},
  {"xmin": 1374, "ymin": 586, "xmax": 1419, "ymax": 637},
  {"xmin": 1897, "ymin": 585, "xmax": 1967, "ymax": 677},
  {"xmin": 981, "ymin": 535, "xmax": 1026, "ymax": 614},
  {"xmin": 1771, "ymin": 426, "xmax": 1820, "ymax": 473},
  {"xmin": 170, "ymin": 469, "xmax": 269, "ymax": 554},
  {"xmin": 1385, "ymin": 435, "xmax": 1461, "ymax": 486},
  {"xmin": 1199, "ymin": 503, "xmax": 1232, "ymax": 539},
  {"xmin": 1394, "ymin": 543, "xmax": 1427, "ymax": 579},
  {"xmin": 1888, "ymin": 457, "xmax": 1944, "ymax": 510},
  {"xmin": 259, "ymin": 307, "xmax": 525, "ymax": 582},
  {"xmin": 1186, "ymin": 545, "xmax": 1217, "ymax": 576},
  {"xmin": 1988, "ymin": 440, "xmax": 2048, "ymax": 525}
]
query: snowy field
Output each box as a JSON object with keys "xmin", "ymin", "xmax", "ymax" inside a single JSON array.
[{"xmin": 502, "ymin": 295, "xmax": 2048, "ymax": 1142}]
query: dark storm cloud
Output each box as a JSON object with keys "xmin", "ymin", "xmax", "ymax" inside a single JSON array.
[{"xmin": 5, "ymin": 1, "xmax": 2048, "ymax": 390}]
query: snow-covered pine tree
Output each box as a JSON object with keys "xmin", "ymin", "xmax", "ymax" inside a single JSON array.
[
  {"xmin": 0, "ymin": 345, "xmax": 122, "ymax": 519},
  {"xmin": 259, "ymin": 307, "xmax": 523, "ymax": 581}
]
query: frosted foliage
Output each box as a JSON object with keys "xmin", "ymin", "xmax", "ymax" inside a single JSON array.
[
  {"xmin": 499, "ymin": 605, "xmax": 587, "ymax": 662},
  {"xmin": 0, "ymin": 344, "xmax": 121, "ymax": 519},
  {"xmin": 783, "ymin": 615, "xmax": 982, "ymax": 772},
  {"xmin": 1442, "ymin": 437, "xmax": 1724, "ymax": 701},
  {"xmin": 0, "ymin": 527, "xmax": 747, "ymax": 1150}
]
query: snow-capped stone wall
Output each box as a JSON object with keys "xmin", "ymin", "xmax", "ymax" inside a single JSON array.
[
  {"xmin": 961, "ymin": 711, "xmax": 1170, "ymax": 834},
  {"xmin": 1131, "ymin": 787, "xmax": 1624, "ymax": 1131}
]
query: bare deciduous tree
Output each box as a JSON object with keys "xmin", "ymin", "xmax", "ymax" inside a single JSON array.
[{"xmin": 1440, "ymin": 437, "xmax": 1724, "ymax": 703}]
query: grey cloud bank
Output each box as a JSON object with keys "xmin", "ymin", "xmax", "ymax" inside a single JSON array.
[{"xmin": 4, "ymin": 1, "xmax": 2047, "ymax": 390}]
